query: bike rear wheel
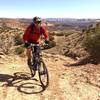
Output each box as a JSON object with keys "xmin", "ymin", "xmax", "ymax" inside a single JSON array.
[{"xmin": 38, "ymin": 61, "xmax": 49, "ymax": 88}]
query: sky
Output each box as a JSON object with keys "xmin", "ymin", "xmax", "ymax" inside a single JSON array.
[{"xmin": 0, "ymin": 0, "xmax": 100, "ymax": 19}]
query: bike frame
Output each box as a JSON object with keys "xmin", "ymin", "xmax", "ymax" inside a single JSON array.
[{"xmin": 28, "ymin": 43, "xmax": 49, "ymax": 88}]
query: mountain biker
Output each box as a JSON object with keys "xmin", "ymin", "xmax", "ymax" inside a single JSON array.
[{"xmin": 23, "ymin": 16, "xmax": 49, "ymax": 65}]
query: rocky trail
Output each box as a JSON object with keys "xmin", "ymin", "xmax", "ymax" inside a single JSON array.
[{"xmin": 0, "ymin": 53, "xmax": 100, "ymax": 100}]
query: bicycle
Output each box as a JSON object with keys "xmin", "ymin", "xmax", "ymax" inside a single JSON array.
[{"xmin": 27, "ymin": 43, "xmax": 49, "ymax": 88}]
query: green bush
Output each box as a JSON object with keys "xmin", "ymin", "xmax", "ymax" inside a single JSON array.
[
  {"xmin": 15, "ymin": 46, "xmax": 25, "ymax": 55},
  {"xmin": 65, "ymin": 32, "xmax": 73, "ymax": 37},
  {"xmin": 83, "ymin": 23, "xmax": 100, "ymax": 57},
  {"xmin": 55, "ymin": 32, "xmax": 65, "ymax": 36},
  {"xmin": 49, "ymin": 41, "xmax": 56, "ymax": 48},
  {"xmin": 49, "ymin": 35, "xmax": 54, "ymax": 41},
  {"xmin": 14, "ymin": 34, "xmax": 23, "ymax": 45}
]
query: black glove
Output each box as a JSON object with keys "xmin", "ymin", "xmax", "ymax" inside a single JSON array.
[
  {"xmin": 24, "ymin": 42, "xmax": 30, "ymax": 48},
  {"xmin": 45, "ymin": 40, "xmax": 49, "ymax": 44}
]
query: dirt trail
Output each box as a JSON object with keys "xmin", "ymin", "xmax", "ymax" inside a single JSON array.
[{"xmin": 0, "ymin": 53, "xmax": 100, "ymax": 100}]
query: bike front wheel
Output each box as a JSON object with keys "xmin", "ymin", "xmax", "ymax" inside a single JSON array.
[{"xmin": 38, "ymin": 61, "xmax": 49, "ymax": 88}]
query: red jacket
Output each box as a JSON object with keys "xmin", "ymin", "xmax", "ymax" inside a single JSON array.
[{"xmin": 23, "ymin": 23, "xmax": 49, "ymax": 44}]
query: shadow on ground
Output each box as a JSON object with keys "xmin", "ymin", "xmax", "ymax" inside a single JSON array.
[{"xmin": 0, "ymin": 72, "xmax": 46, "ymax": 94}]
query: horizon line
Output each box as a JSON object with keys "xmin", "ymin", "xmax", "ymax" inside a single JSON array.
[{"xmin": 0, "ymin": 17, "xmax": 100, "ymax": 19}]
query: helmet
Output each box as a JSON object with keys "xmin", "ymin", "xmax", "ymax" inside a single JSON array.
[{"xmin": 33, "ymin": 16, "xmax": 41, "ymax": 23}]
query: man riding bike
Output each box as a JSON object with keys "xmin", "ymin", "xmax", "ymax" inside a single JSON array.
[{"xmin": 23, "ymin": 16, "xmax": 49, "ymax": 66}]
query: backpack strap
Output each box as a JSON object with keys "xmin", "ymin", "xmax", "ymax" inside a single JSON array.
[
  {"xmin": 30, "ymin": 23, "xmax": 34, "ymax": 34},
  {"xmin": 30, "ymin": 23, "xmax": 42, "ymax": 34},
  {"xmin": 40, "ymin": 24, "xmax": 42, "ymax": 34}
]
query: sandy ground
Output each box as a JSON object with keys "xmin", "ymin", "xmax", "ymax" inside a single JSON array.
[{"xmin": 0, "ymin": 53, "xmax": 100, "ymax": 100}]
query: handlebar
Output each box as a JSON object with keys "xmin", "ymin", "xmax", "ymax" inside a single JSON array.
[{"xmin": 25, "ymin": 42, "xmax": 50, "ymax": 50}]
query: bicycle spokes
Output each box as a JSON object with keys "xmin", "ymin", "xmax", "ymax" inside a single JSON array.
[{"xmin": 38, "ymin": 61, "xmax": 49, "ymax": 88}]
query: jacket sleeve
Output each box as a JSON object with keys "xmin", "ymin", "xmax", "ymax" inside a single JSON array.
[
  {"xmin": 23, "ymin": 24, "xmax": 31, "ymax": 42},
  {"xmin": 41, "ymin": 24, "xmax": 49, "ymax": 40}
]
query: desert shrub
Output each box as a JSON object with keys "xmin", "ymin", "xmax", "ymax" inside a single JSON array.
[
  {"xmin": 0, "ymin": 33, "xmax": 14, "ymax": 54},
  {"xmin": 15, "ymin": 46, "xmax": 25, "ymax": 55},
  {"xmin": 54, "ymin": 31, "xmax": 73, "ymax": 37},
  {"xmin": 50, "ymin": 32, "xmax": 56, "ymax": 36},
  {"xmin": 49, "ymin": 41, "xmax": 56, "ymax": 48},
  {"xmin": 0, "ymin": 26, "xmax": 24, "ymax": 55},
  {"xmin": 83, "ymin": 23, "xmax": 100, "ymax": 58},
  {"xmin": 64, "ymin": 51, "xmax": 78, "ymax": 60},
  {"xmin": 65, "ymin": 32, "xmax": 73, "ymax": 37},
  {"xmin": 55, "ymin": 32, "xmax": 65, "ymax": 36},
  {"xmin": 14, "ymin": 33, "xmax": 23, "ymax": 45},
  {"xmin": 49, "ymin": 35, "xmax": 54, "ymax": 41},
  {"xmin": 49, "ymin": 34, "xmax": 56, "ymax": 48}
]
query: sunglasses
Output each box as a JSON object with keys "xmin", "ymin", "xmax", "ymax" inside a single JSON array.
[{"xmin": 35, "ymin": 21, "xmax": 41, "ymax": 24}]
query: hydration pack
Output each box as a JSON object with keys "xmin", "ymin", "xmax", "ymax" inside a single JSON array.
[{"xmin": 30, "ymin": 23, "xmax": 42, "ymax": 34}]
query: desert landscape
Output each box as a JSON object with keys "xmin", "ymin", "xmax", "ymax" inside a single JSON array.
[{"xmin": 0, "ymin": 18, "xmax": 100, "ymax": 100}]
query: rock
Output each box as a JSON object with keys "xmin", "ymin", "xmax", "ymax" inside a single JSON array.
[
  {"xmin": 0, "ymin": 61, "xmax": 4, "ymax": 64},
  {"xmin": 0, "ymin": 52, "xmax": 5, "ymax": 55},
  {"xmin": 0, "ymin": 55, "xmax": 5, "ymax": 59}
]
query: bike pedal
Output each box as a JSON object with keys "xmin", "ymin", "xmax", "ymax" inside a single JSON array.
[
  {"xmin": 30, "ymin": 77, "xmax": 34, "ymax": 80},
  {"xmin": 31, "ymin": 74, "xmax": 35, "ymax": 77}
]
